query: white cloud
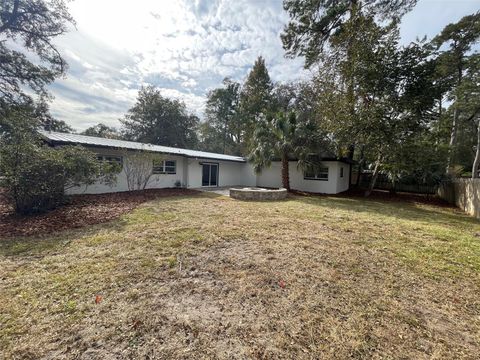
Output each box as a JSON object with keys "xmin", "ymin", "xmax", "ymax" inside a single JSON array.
[
  {"xmin": 399, "ymin": 0, "xmax": 480, "ymax": 46},
  {"xmin": 47, "ymin": 0, "xmax": 307, "ymax": 131},
  {"xmin": 182, "ymin": 78, "xmax": 198, "ymax": 88},
  {"xmin": 44, "ymin": 0, "xmax": 479, "ymax": 131}
]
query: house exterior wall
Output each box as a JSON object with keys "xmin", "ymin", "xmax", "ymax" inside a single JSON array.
[
  {"xmin": 255, "ymin": 162, "xmax": 283, "ymax": 189},
  {"xmin": 336, "ymin": 163, "xmax": 350, "ymax": 193},
  {"xmin": 147, "ymin": 155, "xmax": 186, "ymax": 189},
  {"xmin": 186, "ymin": 158, "xmax": 256, "ymax": 188},
  {"xmin": 256, "ymin": 161, "xmax": 350, "ymax": 194},
  {"xmin": 66, "ymin": 147, "xmax": 186, "ymax": 194},
  {"xmin": 62, "ymin": 145, "xmax": 349, "ymax": 195}
]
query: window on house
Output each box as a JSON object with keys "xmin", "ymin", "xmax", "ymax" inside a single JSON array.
[
  {"xmin": 340, "ymin": 167, "xmax": 344, "ymax": 178},
  {"xmin": 97, "ymin": 154, "xmax": 123, "ymax": 166},
  {"xmin": 304, "ymin": 167, "xmax": 329, "ymax": 181},
  {"xmin": 153, "ymin": 160, "xmax": 176, "ymax": 174}
]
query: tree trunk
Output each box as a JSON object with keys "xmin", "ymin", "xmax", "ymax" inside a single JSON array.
[
  {"xmin": 345, "ymin": 1, "xmax": 358, "ymax": 134},
  {"xmin": 347, "ymin": 144, "xmax": 355, "ymax": 160},
  {"xmin": 472, "ymin": 119, "xmax": 480, "ymax": 179},
  {"xmin": 365, "ymin": 155, "xmax": 381, "ymax": 197},
  {"xmin": 281, "ymin": 153, "xmax": 290, "ymax": 191},
  {"xmin": 446, "ymin": 63, "xmax": 463, "ymax": 174},
  {"xmin": 446, "ymin": 104, "xmax": 459, "ymax": 174},
  {"xmin": 355, "ymin": 145, "xmax": 365, "ymax": 187},
  {"xmin": 223, "ymin": 119, "xmax": 227, "ymax": 154},
  {"xmin": 390, "ymin": 175, "xmax": 397, "ymax": 194}
]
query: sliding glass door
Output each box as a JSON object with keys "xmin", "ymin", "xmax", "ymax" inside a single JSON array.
[{"xmin": 202, "ymin": 163, "xmax": 218, "ymax": 187}]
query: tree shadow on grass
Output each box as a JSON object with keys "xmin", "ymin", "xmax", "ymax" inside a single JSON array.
[
  {"xmin": 0, "ymin": 192, "xmax": 203, "ymax": 258},
  {"xmin": 0, "ymin": 217, "xmax": 131, "ymax": 258},
  {"xmin": 291, "ymin": 194, "xmax": 480, "ymax": 276},
  {"xmin": 291, "ymin": 193, "xmax": 480, "ymax": 229}
]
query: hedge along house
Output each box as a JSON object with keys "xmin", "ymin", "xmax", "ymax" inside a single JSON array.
[{"xmin": 39, "ymin": 131, "xmax": 351, "ymax": 195}]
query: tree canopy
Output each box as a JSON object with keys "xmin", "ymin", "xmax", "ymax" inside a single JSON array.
[
  {"xmin": 432, "ymin": 12, "xmax": 480, "ymax": 173},
  {"xmin": 239, "ymin": 56, "xmax": 274, "ymax": 148},
  {"xmin": 0, "ymin": 0, "xmax": 74, "ymax": 108},
  {"xmin": 281, "ymin": 0, "xmax": 417, "ymax": 67},
  {"xmin": 200, "ymin": 78, "xmax": 242, "ymax": 155},
  {"xmin": 249, "ymin": 111, "xmax": 325, "ymax": 190},
  {"xmin": 279, "ymin": 0, "xmax": 479, "ymax": 192},
  {"xmin": 121, "ymin": 86, "xmax": 199, "ymax": 148},
  {"xmin": 82, "ymin": 123, "xmax": 122, "ymax": 139}
]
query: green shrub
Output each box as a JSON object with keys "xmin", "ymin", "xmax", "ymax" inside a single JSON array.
[
  {"xmin": 1, "ymin": 144, "xmax": 118, "ymax": 214},
  {"xmin": 0, "ymin": 109, "xmax": 118, "ymax": 214}
]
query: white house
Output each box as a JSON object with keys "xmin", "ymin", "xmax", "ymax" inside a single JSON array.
[{"xmin": 39, "ymin": 131, "xmax": 351, "ymax": 195}]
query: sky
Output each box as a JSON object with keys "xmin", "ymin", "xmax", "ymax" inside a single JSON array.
[{"xmin": 47, "ymin": 0, "xmax": 480, "ymax": 131}]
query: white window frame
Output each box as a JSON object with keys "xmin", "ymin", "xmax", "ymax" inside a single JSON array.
[
  {"xmin": 304, "ymin": 167, "xmax": 329, "ymax": 181},
  {"xmin": 153, "ymin": 160, "xmax": 176, "ymax": 174}
]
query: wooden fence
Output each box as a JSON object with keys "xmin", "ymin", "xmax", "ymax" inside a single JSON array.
[{"xmin": 438, "ymin": 179, "xmax": 480, "ymax": 218}]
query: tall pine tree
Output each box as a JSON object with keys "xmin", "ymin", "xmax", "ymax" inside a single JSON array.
[
  {"xmin": 239, "ymin": 56, "xmax": 274, "ymax": 150},
  {"xmin": 432, "ymin": 12, "xmax": 480, "ymax": 174}
]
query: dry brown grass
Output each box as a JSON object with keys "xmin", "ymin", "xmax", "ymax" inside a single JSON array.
[{"xmin": 1, "ymin": 192, "xmax": 479, "ymax": 359}]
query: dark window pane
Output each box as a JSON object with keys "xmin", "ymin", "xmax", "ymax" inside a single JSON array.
[
  {"xmin": 165, "ymin": 160, "xmax": 176, "ymax": 173},
  {"xmin": 202, "ymin": 164, "xmax": 210, "ymax": 186},
  {"xmin": 210, "ymin": 165, "xmax": 217, "ymax": 186}
]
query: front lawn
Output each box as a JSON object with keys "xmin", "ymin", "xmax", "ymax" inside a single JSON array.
[{"xmin": 1, "ymin": 192, "xmax": 479, "ymax": 358}]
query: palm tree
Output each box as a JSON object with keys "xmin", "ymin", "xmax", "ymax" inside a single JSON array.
[{"xmin": 248, "ymin": 111, "xmax": 322, "ymax": 190}]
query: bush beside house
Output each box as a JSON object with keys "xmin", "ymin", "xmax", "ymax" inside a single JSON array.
[{"xmin": 0, "ymin": 111, "xmax": 118, "ymax": 214}]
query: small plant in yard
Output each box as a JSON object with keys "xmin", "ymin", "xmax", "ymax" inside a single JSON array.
[
  {"xmin": 122, "ymin": 150, "xmax": 164, "ymax": 191},
  {"xmin": 167, "ymin": 256, "xmax": 177, "ymax": 268},
  {"xmin": 64, "ymin": 300, "xmax": 77, "ymax": 314}
]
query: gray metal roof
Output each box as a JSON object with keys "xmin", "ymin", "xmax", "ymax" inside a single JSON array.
[{"xmin": 38, "ymin": 131, "xmax": 246, "ymax": 162}]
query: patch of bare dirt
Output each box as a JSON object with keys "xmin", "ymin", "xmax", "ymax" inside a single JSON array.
[
  {"xmin": 0, "ymin": 188, "xmax": 199, "ymax": 238},
  {"xmin": 54, "ymin": 236, "xmax": 480, "ymax": 359}
]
